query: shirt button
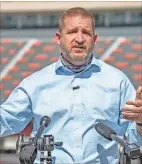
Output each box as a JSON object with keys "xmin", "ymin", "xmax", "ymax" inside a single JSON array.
[{"xmin": 76, "ymin": 145, "xmax": 80, "ymax": 148}]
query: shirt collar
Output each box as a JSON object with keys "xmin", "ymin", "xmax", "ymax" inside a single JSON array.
[{"xmin": 55, "ymin": 55, "xmax": 102, "ymax": 74}]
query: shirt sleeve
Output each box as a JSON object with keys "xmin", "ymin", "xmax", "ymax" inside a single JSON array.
[
  {"xmin": 118, "ymin": 75, "xmax": 142, "ymax": 146},
  {"xmin": 0, "ymin": 79, "xmax": 33, "ymax": 137}
]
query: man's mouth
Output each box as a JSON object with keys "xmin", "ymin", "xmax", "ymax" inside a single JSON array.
[
  {"xmin": 72, "ymin": 48, "xmax": 85, "ymax": 54},
  {"xmin": 72, "ymin": 46, "xmax": 85, "ymax": 49}
]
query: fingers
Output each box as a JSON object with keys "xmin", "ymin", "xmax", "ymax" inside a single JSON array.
[
  {"xmin": 136, "ymin": 86, "xmax": 142, "ymax": 100},
  {"xmin": 122, "ymin": 109, "xmax": 140, "ymax": 122},
  {"xmin": 122, "ymin": 101, "xmax": 142, "ymax": 121},
  {"xmin": 122, "ymin": 112, "xmax": 139, "ymax": 118},
  {"xmin": 126, "ymin": 100, "xmax": 142, "ymax": 107},
  {"xmin": 122, "ymin": 116, "xmax": 136, "ymax": 122},
  {"xmin": 122, "ymin": 105, "xmax": 142, "ymax": 113},
  {"xmin": 122, "ymin": 86, "xmax": 142, "ymax": 122},
  {"xmin": 122, "ymin": 113, "xmax": 141, "ymax": 123}
]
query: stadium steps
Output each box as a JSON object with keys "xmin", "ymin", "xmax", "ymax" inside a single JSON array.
[
  {"xmin": 0, "ymin": 39, "xmax": 26, "ymax": 71},
  {"xmin": 104, "ymin": 38, "xmax": 141, "ymax": 88}
]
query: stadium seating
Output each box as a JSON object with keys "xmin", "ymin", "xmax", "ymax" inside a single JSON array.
[
  {"xmin": 0, "ymin": 36, "xmax": 141, "ymax": 139},
  {"xmin": 0, "ymin": 36, "xmax": 141, "ymax": 105}
]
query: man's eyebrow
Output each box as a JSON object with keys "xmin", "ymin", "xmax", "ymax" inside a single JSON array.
[
  {"xmin": 82, "ymin": 28, "xmax": 91, "ymax": 32},
  {"xmin": 67, "ymin": 27, "xmax": 78, "ymax": 31},
  {"xmin": 67, "ymin": 27, "xmax": 92, "ymax": 31}
]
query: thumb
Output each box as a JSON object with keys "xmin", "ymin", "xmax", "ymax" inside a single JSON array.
[{"xmin": 136, "ymin": 86, "xmax": 142, "ymax": 100}]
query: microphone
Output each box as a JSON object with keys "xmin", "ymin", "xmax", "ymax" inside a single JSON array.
[
  {"xmin": 72, "ymin": 86, "xmax": 80, "ymax": 91},
  {"xmin": 19, "ymin": 116, "xmax": 51, "ymax": 164},
  {"xmin": 95, "ymin": 123, "xmax": 141, "ymax": 159},
  {"xmin": 95, "ymin": 123, "xmax": 126, "ymax": 146},
  {"xmin": 33, "ymin": 116, "xmax": 51, "ymax": 146}
]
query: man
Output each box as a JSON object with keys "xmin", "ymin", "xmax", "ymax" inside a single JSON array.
[{"xmin": 0, "ymin": 7, "xmax": 142, "ymax": 164}]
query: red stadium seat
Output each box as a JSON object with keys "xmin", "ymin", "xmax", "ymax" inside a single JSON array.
[
  {"xmin": 22, "ymin": 72, "xmax": 32, "ymax": 78},
  {"xmin": 95, "ymin": 48, "xmax": 104, "ymax": 54},
  {"xmin": 139, "ymin": 56, "xmax": 142, "ymax": 62},
  {"xmin": 35, "ymin": 54, "xmax": 48, "ymax": 61},
  {"xmin": 17, "ymin": 57, "xmax": 28, "ymax": 64},
  {"xmin": 0, "ymin": 46, "xmax": 5, "ymax": 53},
  {"xmin": 33, "ymin": 40, "xmax": 42, "ymax": 47},
  {"xmin": 1, "ymin": 38, "xmax": 13, "ymax": 44},
  {"xmin": 50, "ymin": 56, "xmax": 59, "ymax": 62},
  {"xmin": 16, "ymin": 41, "xmax": 24, "ymax": 47},
  {"xmin": 104, "ymin": 56, "xmax": 115, "ymax": 63},
  {"xmin": 1, "ymin": 57, "xmax": 9, "ymax": 64},
  {"xmin": 131, "ymin": 64, "xmax": 142, "ymax": 72},
  {"xmin": 124, "ymin": 53, "xmax": 137, "ymax": 60},
  {"xmin": 4, "ymin": 89, "xmax": 12, "ymax": 97},
  {"xmin": 28, "ymin": 63, "xmax": 40, "ymax": 70},
  {"xmin": 133, "ymin": 74, "xmax": 142, "ymax": 81},
  {"xmin": 131, "ymin": 44, "xmax": 142, "ymax": 51},
  {"xmin": 104, "ymin": 39, "xmax": 112, "ymax": 45},
  {"xmin": 112, "ymin": 48, "xmax": 124, "ymax": 54},
  {"xmin": 9, "ymin": 66, "xmax": 20, "ymax": 72},
  {"xmin": 3, "ymin": 75, "xmax": 12, "ymax": 81},
  {"xmin": 12, "ymin": 80, "xmax": 21, "ymax": 87},
  {"xmin": 25, "ymin": 49, "xmax": 35, "ymax": 55},
  {"xmin": 51, "ymin": 37, "xmax": 57, "ymax": 43},
  {"xmin": 0, "ymin": 84, "xmax": 4, "ymax": 90},
  {"xmin": 120, "ymin": 39, "xmax": 131, "ymax": 45},
  {"xmin": 9, "ymin": 49, "xmax": 16, "ymax": 56},
  {"xmin": 115, "ymin": 62, "xmax": 128, "ymax": 69},
  {"xmin": 43, "ymin": 45, "xmax": 55, "ymax": 52}
]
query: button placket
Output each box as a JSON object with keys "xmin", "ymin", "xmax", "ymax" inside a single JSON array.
[{"xmin": 71, "ymin": 80, "xmax": 82, "ymax": 161}]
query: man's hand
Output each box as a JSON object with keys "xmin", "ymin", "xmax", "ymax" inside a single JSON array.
[{"xmin": 122, "ymin": 86, "xmax": 142, "ymax": 123}]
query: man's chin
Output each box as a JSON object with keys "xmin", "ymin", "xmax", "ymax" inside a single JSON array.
[
  {"xmin": 72, "ymin": 52, "xmax": 88, "ymax": 59},
  {"xmin": 71, "ymin": 56, "xmax": 88, "ymax": 65}
]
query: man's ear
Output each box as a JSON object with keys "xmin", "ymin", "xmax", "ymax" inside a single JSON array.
[
  {"xmin": 56, "ymin": 32, "xmax": 61, "ymax": 45},
  {"xmin": 94, "ymin": 34, "xmax": 98, "ymax": 46}
]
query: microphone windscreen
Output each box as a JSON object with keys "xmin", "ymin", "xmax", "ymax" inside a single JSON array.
[
  {"xmin": 40, "ymin": 116, "xmax": 51, "ymax": 127},
  {"xmin": 95, "ymin": 123, "xmax": 116, "ymax": 141}
]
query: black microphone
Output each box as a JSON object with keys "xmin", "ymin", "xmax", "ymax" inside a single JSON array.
[
  {"xmin": 19, "ymin": 116, "xmax": 51, "ymax": 164},
  {"xmin": 33, "ymin": 116, "xmax": 51, "ymax": 146},
  {"xmin": 95, "ymin": 123, "xmax": 141, "ymax": 159},
  {"xmin": 95, "ymin": 123, "xmax": 126, "ymax": 146},
  {"xmin": 72, "ymin": 85, "xmax": 80, "ymax": 91}
]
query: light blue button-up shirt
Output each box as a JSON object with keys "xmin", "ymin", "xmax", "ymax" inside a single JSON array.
[{"xmin": 1, "ymin": 57, "xmax": 142, "ymax": 164}]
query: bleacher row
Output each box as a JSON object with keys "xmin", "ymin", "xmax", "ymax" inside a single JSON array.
[{"xmin": 0, "ymin": 37, "xmax": 142, "ymax": 105}]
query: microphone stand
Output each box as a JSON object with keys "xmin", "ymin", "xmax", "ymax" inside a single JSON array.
[
  {"xmin": 16, "ymin": 116, "xmax": 63, "ymax": 164},
  {"xmin": 16, "ymin": 134, "xmax": 63, "ymax": 164},
  {"xmin": 110, "ymin": 134, "xmax": 141, "ymax": 164},
  {"xmin": 39, "ymin": 135, "xmax": 63, "ymax": 164},
  {"xmin": 118, "ymin": 142, "xmax": 141, "ymax": 164},
  {"xmin": 95, "ymin": 123, "xmax": 141, "ymax": 164},
  {"xmin": 16, "ymin": 134, "xmax": 37, "ymax": 164}
]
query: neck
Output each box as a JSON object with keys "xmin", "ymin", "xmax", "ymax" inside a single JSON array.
[{"xmin": 60, "ymin": 53, "xmax": 93, "ymax": 73}]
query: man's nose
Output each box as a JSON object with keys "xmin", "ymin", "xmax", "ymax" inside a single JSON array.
[{"xmin": 75, "ymin": 32, "xmax": 84, "ymax": 44}]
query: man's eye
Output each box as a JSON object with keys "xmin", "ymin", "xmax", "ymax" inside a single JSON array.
[
  {"xmin": 68, "ymin": 31, "xmax": 76, "ymax": 34},
  {"xmin": 83, "ymin": 31, "xmax": 90, "ymax": 35}
]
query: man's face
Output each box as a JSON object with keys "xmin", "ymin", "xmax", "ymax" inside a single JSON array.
[{"xmin": 56, "ymin": 16, "xmax": 97, "ymax": 66}]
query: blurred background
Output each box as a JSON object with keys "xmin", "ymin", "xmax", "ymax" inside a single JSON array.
[{"xmin": 0, "ymin": 1, "xmax": 142, "ymax": 164}]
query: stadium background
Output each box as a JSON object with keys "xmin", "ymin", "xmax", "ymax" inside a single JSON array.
[{"xmin": 0, "ymin": 1, "xmax": 142, "ymax": 164}]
